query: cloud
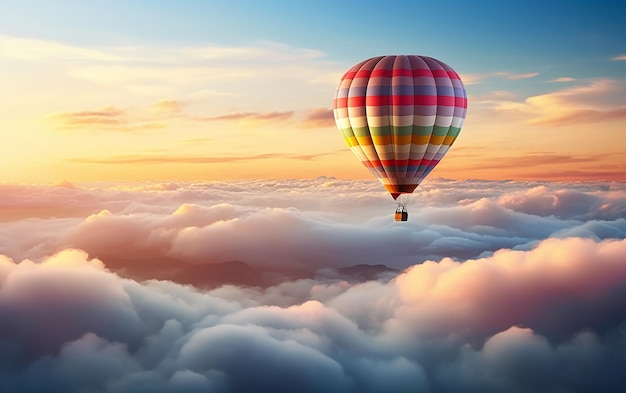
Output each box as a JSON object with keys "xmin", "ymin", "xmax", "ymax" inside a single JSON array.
[
  {"xmin": 1, "ymin": 179, "xmax": 625, "ymax": 273},
  {"xmin": 148, "ymin": 100, "xmax": 185, "ymax": 115},
  {"xmin": 470, "ymin": 152, "xmax": 602, "ymax": 170},
  {"xmin": 65, "ymin": 152, "xmax": 329, "ymax": 165},
  {"xmin": 457, "ymin": 71, "xmax": 539, "ymax": 86},
  {"xmin": 50, "ymin": 106, "xmax": 167, "ymax": 132},
  {"xmin": 499, "ymin": 71, "xmax": 540, "ymax": 80},
  {"xmin": 612, "ymin": 54, "xmax": 626, "ymax": 61},
  {"xmin": 197, "ymin": 111, "xmax": 294, "ymax": 124},
  {"xmin": 51, "ymin": 106, "xmax": 126, "ymax": 127},
  {"xmin": 0, "ymin": 35, "xmax": 128, "ymax": 63},
  {"xmin": 1, "ymin": 179, "xmax": 626, "ymax": 391},
  {"xmin": 48, "ymin": 102, "xmax": 333, "ymax": 136},
  {"xmin": 549, "ymin": 77, "xmax": 576, "ymax": 82},
  {"xmin": 444, "ymin": 152, "xmax": 626, "ymax": 182},
  {"xmin": 529, "ymin": 105, "xmax": 626, "ymax": 126},
  {"xmin": 1, "ymin": 235, "xmax": 626, "ymax": 392},
  {"xmin": 525, "ymin": 79, "xmax": 626, "ymax": 126},
  {"xmin": 300, "ymin": 107, "xmax": 335, "ymax": 128},
  {"xmin": 486, "ymin": 78, "xmax": 626, "ymax": 127},
  {"xmin": 2, "ymin": 35, "xmax": 337, "ymax": 94},
  {"xmin": 457, "ymin": 73, "xmax": 485, "ymax": 85}
]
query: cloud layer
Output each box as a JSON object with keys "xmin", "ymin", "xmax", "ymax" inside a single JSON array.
[
  {"xmin": 1, "ymin": 238, "xmax": 626, "ymax": 393},
  {"xmin": 1, "ymin": 178, "xmax": 625, "ymax": 270},
  {"xmin": 1, "ymin": 178, "xmax": 626, "ymax": 392}
]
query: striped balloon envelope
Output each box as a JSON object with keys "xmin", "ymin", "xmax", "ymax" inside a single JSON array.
[{"xmin": 333, "ymin": 55, "xmax": 468, "ymax": 213}]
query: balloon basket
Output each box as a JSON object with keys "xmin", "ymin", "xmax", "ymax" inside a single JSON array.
[
  {"xmin": 394, "ymin": 206, "xmax": 408, "ymax": 222},
  {"xmin": 394, "ymin": 211, "xmax": 408, "ymax": 221}
]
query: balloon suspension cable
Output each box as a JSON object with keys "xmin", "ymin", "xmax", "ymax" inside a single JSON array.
[
  {"xmin": 396, "ymin": 193, "xmax": 411, "ymax": 211},
  {"xmin": 394, "ymin": 193, "xmax": 411, "ymax": 221}
]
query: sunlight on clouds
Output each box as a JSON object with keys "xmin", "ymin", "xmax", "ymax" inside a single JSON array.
[
  {"xmin": 0, "ymin": 35, "xmax": 126, "ymax": 62},
  {"xmin": 148, "ymin": 100, "xmax": 185, "ymax": 115},
  {"xmin": 2, "ymin": 34, "xmax": 625, "ymax": 184},
  {"xmin": 86, "ymin": 210, "xmax": 113, "ymax": 223},
  {"xmin": 0, "ymin": 179, "xmax": 625, "ymax": 393},
  {"xmin": 525, "ymin": 79, "xmax": 626, "ymax": 126},
  {"xmin": 1, "ymin": 35, "xmax": 345, "ymax": 183},
  {"xmin": 44, "ymin": 249, "xmax": 106, "ymax": 269}
]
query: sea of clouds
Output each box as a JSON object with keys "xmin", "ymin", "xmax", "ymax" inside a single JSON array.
[{"xmin": 1, "ymin": 178, "xmax": 626, "ymax": 392}]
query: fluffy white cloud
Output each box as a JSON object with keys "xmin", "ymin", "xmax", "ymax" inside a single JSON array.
[
  {"xmin": 1, "ymin": 179, "xmax": 624, "ymax": 272},
  {"xmin": 1, "ymin": 235, "xmax": 626, "ymax": 392},
  {"xmin": 1, "ymin": 179, "xmax": 626, "ymax": 391}
]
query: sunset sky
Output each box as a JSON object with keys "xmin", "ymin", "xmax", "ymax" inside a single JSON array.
[
  {"xmin": 2, "ymin": 0, "xmax": 625, "ymax": 183},
  {"xmin": 2, "ymin": 2, "xmax": 626, "ymax": 392}
]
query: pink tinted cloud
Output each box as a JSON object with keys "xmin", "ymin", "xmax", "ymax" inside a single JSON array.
[
  {"xmin": 197, "ymin": 110, "xmax": 294, "ymax": 123},
  {"xmin": 301, "ymin": 107, "xmax": 335, "ymax": 128},
  {"xmin": 1, "ymin": 179, "xmax": 625, "ymax": 273},
  {"xmin": 50, "ymin": 105, "xmax": 167, "ymax": 131},
  {"xmin": 393, "ymin": 237, "xmax": 626, "ymax": 339},
  {"xmin": 51, "ymin": 106, "xmax": 126, "ymax": 127}
]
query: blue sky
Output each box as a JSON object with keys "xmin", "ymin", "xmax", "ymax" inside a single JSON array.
[{"xmin": 3, "ymin": 1, "xmax": 624, "ymax": 74}]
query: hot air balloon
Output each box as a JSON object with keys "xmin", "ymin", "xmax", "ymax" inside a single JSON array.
[{"xmin": 332, "ymin": 55, "xmax": 467, "ymax": 221}]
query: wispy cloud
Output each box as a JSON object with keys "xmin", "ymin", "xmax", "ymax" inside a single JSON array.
[
  {"xmin": 529, "ymin": 105, "xmax": 626, "ymax": 126},
  {"xmin": 447, "ymin": 152, "xmax": 626, "ymax": 181},
  {"xmin": 66, "ymin": 152, "xmax": 329, "ymax": 165},
  {"xmin": 197, "ymin": 111, "xmax": 294, "ymax": 124},
  {"xmin": 500, "ymin": 71, "xmax": 540, "ymax": 80},
  {"xmin": 461, "ymin": 71, "xmax": 540, "ymax": 85},
  {"xmin": 612, "ymin": 54, "xmax": 626, "ymax": 61},
  {"xmin": 526, "ymin": 79, "xmax": 626, "ymax": 125},
  {"xmin": 488, "ymin": 78, "xmax": 626, "ymax": 126},
  {"xmin": 51, "ymin": 106, "xmax": 126, "ymax": 127},
  {"xmin": 550, "ymin": 77, "xmax": 576, "ymax": 82},
  {"xmin": 50, "ymin": 106, "xmax": 167, "ymax": 132},
  {"xmin": 458, "ymin": 73, "xmax": 486, "ymax": 85},
  {"xmin": 301, "ymin": 107, "xmax": 335, "ymax": 128},
  {"xmin": 471, "ymin": 153, "xmax": 602, "ymax": 170},
  {"xmin": 0, "ymin": 35, "xmax": 129, "ymax": 62},
  {"xmin": 149, "ymin": 99, "xmax": 185, "ymax": 115}
]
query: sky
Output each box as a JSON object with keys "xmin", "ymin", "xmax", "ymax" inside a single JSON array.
[
  {"xmin": 2, "ymin": 1, "xmax": 626, "ymax": 392},
  {"xmin": 1, "ymin": 0, "xmax": 626, "ymax": 183}
]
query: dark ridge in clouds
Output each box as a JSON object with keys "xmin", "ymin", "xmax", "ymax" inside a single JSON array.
[
  {"xmin": 65, "ymin": 152, "xmax": 329, "ymax": 165},
  {"xmin": 1, "ymin": 179, "xmax": 625, "ymax": 391}
]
